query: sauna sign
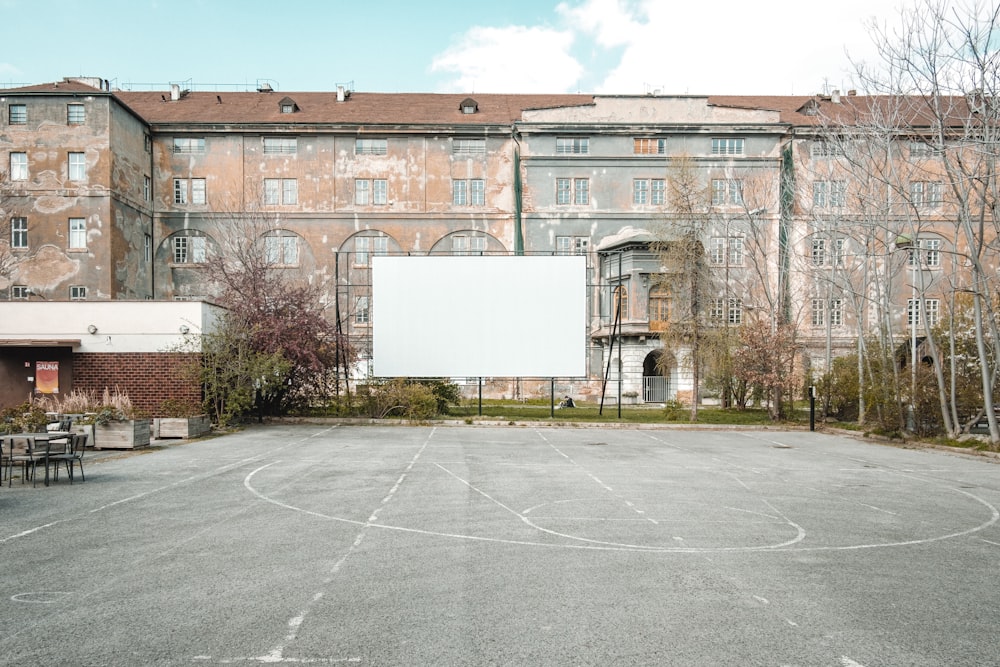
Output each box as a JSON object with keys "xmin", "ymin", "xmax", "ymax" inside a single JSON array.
[{"xmin": 35, "ymin": 361, "xmax": 59, "ymax": 394}]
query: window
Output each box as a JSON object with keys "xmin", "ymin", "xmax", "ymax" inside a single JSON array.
[
  {"xmin": 813, "ymin": 180, "xmax": 847, "ymax": 208},
  {"xmin": 68, "ymin": 218, "xmax": 86, "ymax": 249},
  {"xmin": 355, "ymin": 296, "xmax": 370, "ymax": 325},
  {"xmin": 909, "ymin": 141, "xmax": 941, "ymax": 158},
  {"xmin": 709, "ymin": 237, "xmax": 743, "ymax": 266},
  {"xmin": 263, "ymin": 137, "xmax": 297, "ymax": 154},
  {"xmin": 355, "ymin": 179, "xmax": 388, "ymax": 205},
  {"xmin": 727, "ymin": 298, "xmax": 743, "ymax": 324},
  {"xmin": 633, "ymin": 179, "xmax": 648, "ymax": 205},
  {"xmin": 453, "ymin": 179, "xmax": 485, "ymax": 206},
  {"xmin": 908, "ymin": 238, "xmax": 941, "ymax": 268},
  {"xmin": 651, "ymin": 179, "xmax": 666, "ymax": 205},
  {"xmin": 143, "ymin": 175, "xmax": 151, "ymax": 201},
  {"xmin": 811, "ymin": 238, "xmax": 827, "ymax": 266},
  {"xmin": 811, "ymin": 298, "xmax": 826, "ymax": 327},
  {"xmin": 172, "ymin": 235, "xmax": 207, "ymax": 264},
  {"xmin": 556, "ymin": 236, "xmax": 589, "ymax": 255},
  {"xmin": 144, "ymin": 234, "xmax": 152, "ymax": 262},
  {"xmin": 70, "ymin": 285, "xmax": 87, "ymax": 300},
  {"xmin": 68, "ymin": 152, "xmax": 86, "ymax": 180},
  {"xmin": 810, "ymin": 141, "xmax": 844, "ymax": 157},
  {"xmin": 11, "ymin": 217, "xmax": 27, "ymax": 249},
  {"xmin": 452, "ymin": 235, "xmax": 486, "ymax": 255},
  {"xmin": 11, "ymin": 285, "xmax": 28, "ymax": 300},
  {"xmin": 10, "ymin": 152, "xmax": 27, "ymax": 180},
  {"xmin": 712, "ymin": 297, "xmax": 743, "ymax": 324},
  {"xmin": 556, "ymin": 137, "xmax": 589, "ymax": 154},
  {"xmin": 67, "ymin": 104, "xmax": 85, "ymax": 125},
  {"xmin": 355, "ymin": 138, "xmax": 387, "ymax": 155},
  {"xmin": 830, "ymin": 299, "xmax": 843, "ymax": 326},
  {"xmin": 264, "ymin": 178, "xmax": 297, "ymax": 205},
  {"xmin": 453, "ymin": 139, "xmax": 486, "ymax": 154},
  {"xmin": 613, "ymin": 285, "xmax": 628, "ymax": 319},
  {"xmin": 556, "ymin": 178, "xmax": 590, "ymax": 205},
  {"xmin": 354, "ymin": 235, "xmax": 387, "ymax": 265},
  {"xmin": 910, "ymin": 181, "xmax": 943, "ymax": 208},
  {"xmin": 265, "ymin": 233, "xmax": 299, "ymax": 266},
  {"xmin": 908, "ymin": 298, "xmax": 939, "ymax": 327},
  {"xmin": 634, "ymin": 138, "xmax": 667, "ymax": 155},
  {"xmin": 812, "ymin": 298, "xmax": 842, "ymax": 327},
  {"xmin": 649, "ymin": 288, "xmax": 671, "ymax": 324},
  {"xmin": 172, "ymin": 138, "xmax": 205, "ymax": 154},
  {"xmin": 9, "ymin": 104, "xmax": 26, "ymax": 124},
  {"xmin": 712, "ymin": 179, "xmax": 743, "ymax": 205},
  {"xmin": 173, "ymin": 178, "xmax": 206, "ymax": 204},
  {"xmin": 712, "ymin": 138, "xmax": 744, "ymax": 155},
  {"xmin": 144, "ymin": 133, "xmax": 152, "ymax": 153}
]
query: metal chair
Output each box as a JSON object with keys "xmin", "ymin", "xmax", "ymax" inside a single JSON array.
[
  {"xmin": 51, "ymin": 432, "xmax": 87, "ymax": 484},
  {"xmin": 6, "ymin": 435, "xmax": 52, "ymax": 487}
]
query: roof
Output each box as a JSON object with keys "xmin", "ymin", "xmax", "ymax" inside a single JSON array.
[{"xmin": 113, "ymin": 90, "xmax": 597, "ymax": 127}]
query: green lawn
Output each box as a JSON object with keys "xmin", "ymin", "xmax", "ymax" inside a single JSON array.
[{"xmin": 446, "ymin": 400, "xmax": 800, "ymax": 426}]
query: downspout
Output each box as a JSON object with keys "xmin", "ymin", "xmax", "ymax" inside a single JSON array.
[
  {"xmin": 779, "ymin": 141, "xmax": 795, "ymax": 324},
  {"xmin": 512, "ymin": 124, "xmax": 524, "ymax": 255}
]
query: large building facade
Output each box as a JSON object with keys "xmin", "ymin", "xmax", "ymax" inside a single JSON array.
[{"xmin": 1, "ymin": 78, "xmax": 990, "ymax": 408}]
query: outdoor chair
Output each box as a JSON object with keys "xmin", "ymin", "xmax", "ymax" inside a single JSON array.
[
  {"xmin": 6, "ymin": 435, "xmax": 52, "ymax": 487},
  {"xmin": 51, "ymin": 432, "xmax": 86, "ymax": 484}
]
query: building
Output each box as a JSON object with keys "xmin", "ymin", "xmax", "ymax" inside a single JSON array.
[{"xmin": 1, "ymin": 78, "xmax": 992, "ymax": 410}]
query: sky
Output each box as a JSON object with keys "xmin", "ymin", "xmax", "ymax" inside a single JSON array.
[{"xmin": 0, "ymin": 0, "xmax": 914, "ymax": 96}]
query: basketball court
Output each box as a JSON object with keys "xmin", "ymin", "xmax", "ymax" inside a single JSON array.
[{"xmin": 1, "ymin": 424, "xmax": 998, "ymax": 665}]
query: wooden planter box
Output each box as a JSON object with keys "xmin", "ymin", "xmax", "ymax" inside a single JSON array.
[
  {"xmin": 155, "ymin": 415, "xmax": 211, "ymax": 439},
  {"xmin": 94, "ymin": 419, "xmax": 151, "ymax": 449}
]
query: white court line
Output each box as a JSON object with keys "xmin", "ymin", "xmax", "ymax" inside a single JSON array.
[
  {"xmin": 231, "ymin": 428, "xmax": 434, "ymax": 665},
  {"xmin": 535, "ymin": 429, "xmax": 659, "ymax": 524}
]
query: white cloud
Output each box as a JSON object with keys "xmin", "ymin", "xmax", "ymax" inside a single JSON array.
[
  {"xmin": 431, "ymin": 0, "xmax": 908, "ymax": 96},
  {"xmin": 430, "ymin": 25, "xmax": 584, "ymax": 93}
]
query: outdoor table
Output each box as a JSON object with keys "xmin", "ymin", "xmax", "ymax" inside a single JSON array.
[{"xmin": 3, "ymin": 432, "xmax": 70, "ymax": 486}]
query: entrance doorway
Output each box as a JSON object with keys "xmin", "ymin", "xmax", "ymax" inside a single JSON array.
[{"xmin": 642, "ymin": 350, "xmax": 672, "ymax": 403}]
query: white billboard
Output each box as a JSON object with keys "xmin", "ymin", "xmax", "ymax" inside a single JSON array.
[{"xmin": 372, "ymin": 255, "xmax": 586, "ymax": 377}]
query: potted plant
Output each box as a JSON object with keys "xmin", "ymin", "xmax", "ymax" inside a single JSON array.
[
  {"xmin": 92, "ymin": 388, "xmax": 150, "ymax": 449},
  {"xmin": 623, "ymin": 390, "xmax": 639, "ymax": 405},
  {"xmin": 155, "ymin": 398, "xmax": 210, "ymax": 439}
]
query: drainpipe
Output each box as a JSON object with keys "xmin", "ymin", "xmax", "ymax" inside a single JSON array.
[{"xmin": 512, "ymin": 124, "xmax": 524, "ymax": 255}]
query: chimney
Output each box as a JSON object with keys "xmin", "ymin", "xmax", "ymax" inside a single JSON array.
[
  {"xmin": 831, "ymin": 89, "xmax": 841, "ymax": 104},
  {"xmin": 170, "ymin": 84, "xmax": 180, "ymax": 101},
  {"xmin": 337, "ymin": 85, "xmax": 346, "ymax": 102}
]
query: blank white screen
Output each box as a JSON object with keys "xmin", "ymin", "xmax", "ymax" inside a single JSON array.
[{"xmin": 372, "ymin": 255, "xmax": 586, "ymax": 377}]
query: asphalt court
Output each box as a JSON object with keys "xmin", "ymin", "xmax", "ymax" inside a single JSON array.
[{"xmin": 2, "ymin": 424, "xmax": 999, "ymax": 666}]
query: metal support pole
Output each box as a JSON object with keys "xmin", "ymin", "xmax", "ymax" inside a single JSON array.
[{"xmin": 551, "ymin": 378, "xmax": 555, "ymax": 418}]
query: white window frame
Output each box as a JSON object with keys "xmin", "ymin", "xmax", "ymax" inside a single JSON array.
[
  {"xmin": 634, "ymin": 138, "xmax": 667, "ymax": 155},
  {"xmin": 70, "ymin": 285, "xmax": 87, "ymax": 300},
  {"xmin": 355, "ymin": 296, "xmax": 370, "ymax": 325},
  {"xmin": 453, "ymin": 139, "xmax": 486, "ymax": 154},
  {"xmin": 633, "ymin": 179, "xmax": 649, "ymax": 205},
  {"xmin": 11, "ymin": 285, "xmax": 28, "ymax": 300},
  {"xmin": 265, "ymin": 233, "xmax": 299, "ymax": 266},
  {"xmin": 452, "ymin": 235, "xmax": 486, "ymax": 255},
  {"xmin": 68, "ymin": 218, "xmax": 86, "ymax": 249},
  {"xmin": 264, "ymin": 178, "xmax": 297, "ymax": 205},
  {"xmin": 908, "ymin": 298, "xmax": 939, "ymax": 327},
  {"xmin": 909, "ymin": 238, "xmax": 942, "ymax": 268},
  {"xmin": 355, "ymin": 179, "xmax": 370, "ymax": 205},
  {"xmin": 263, "ymin": 137, "xmax": 297, "ymax": 154},
  {"xmin": 9, "ymin": 104, "xmax": 27, "ymax": 124},
  {"xmin": 11, "ymin": 217, "xmax": 27, "ymax": 249},
  {"xmin": 10, "ymin": 152, "xmax": 27, "ymax": 180},
  {"xmin": 67, "ymin": 103, "xmax": 85, "ymax": 125},
  {"xmin": 355, "ymin": 138, "xmax": 387, "ymax": 155},
  {"xmin": 811, "ymin": 298, "xmax": 826, "ymax": 326},
  {"xmin": 172, "ymin": 235, "xmax": 207, "ymax": 264},
  {"xmin": 711, "ymin": 138, "xmax": 744, "ymax": 155},
  {"xmin": 712, "ymin": 179, "xmax": 743, "ymax": 205},
  {"xmin": 68, "ymin": 152, "xmax": 86, "ymax": 181},
  {"xmin": 556, "ymin": 236, "xmax": 589, "ymax": 255},
  {"xmin": 143, "ymin": 175, "xmax": 151, "ymax": 201},
  {"xmin": 172, "ymin": 138, "xmax": 205, "ymax": 154},
  {"xmin": 556, "ymin": 137, "xmax": 589, "ymax": 154}
]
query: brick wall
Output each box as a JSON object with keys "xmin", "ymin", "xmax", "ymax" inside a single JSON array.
[{"xmin": 73, "ymin": 352, "xmax": 202, "ymax": 417}]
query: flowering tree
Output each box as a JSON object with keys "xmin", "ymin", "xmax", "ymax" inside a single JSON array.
[{"xmin": 731, "ymin": 317, "xmax": 800, "ymax": 420}]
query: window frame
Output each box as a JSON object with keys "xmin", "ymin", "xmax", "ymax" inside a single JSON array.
[
  {"xmin": 172, "ymin": 234, "xmax": 207, "ymax": 264},
  {"xmin": 264, "ymin": 178, "xmax": 297, "ymax": 205},
  {"xmin": 68, "ymin": 152, "xmax": 86, "ymax": 181},
  {"xmin": 265, "ymin": 233, "xmax": 299, "ymax": 267},
  {"xmin": 355, "ymin": 138, "xmax": 387, "ymax": 155},
  {"xmin": 556, "ymin": 137, "xmax": 590, "ymax": 155},
  {"xmin": 172, "ymin": 137, "xmax": 205, "ymax": 154},
  {"xmin": 11, "ymin": 285, "xmax": 28, "ymax": 300},
  {"xmin": 453, "ymin": 138, "xmax": 486, "ymax": 155},
  {"xmin": 67, "ymin": 103, "xmax": 85, "ymax": 125},
  {"xmin": 10, "ymin": 152, "xmax": 27, "ymax": 181},
  {"xmin": 10, "ymin": 217, "xmax": 27, "ymax": 249},
  {"xmin": 711, "ymin": 137, "xmax": 745, "ymax": 155},
  {"xmin": 9, "ymin": 104, "xmax": 27, "ymax": 124},
  {"xmin": 68, "ymin": 217, "xmax": 87, "ymax": 250},
  {"xmin": 634, "ymin": 138, "xmax": 667, "ymax": 155},
  {"xmin": 69, "ymin": 285, "xmax": 87, "ymax": 300},
  {"xmin": 263, "ymin": 137, "xmax": 298, "ymax": 154}
]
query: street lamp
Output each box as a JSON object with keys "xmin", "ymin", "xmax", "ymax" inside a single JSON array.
[{"xmin": 895, "ymin": 234, "xmax": 917, "ymax": 432}]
